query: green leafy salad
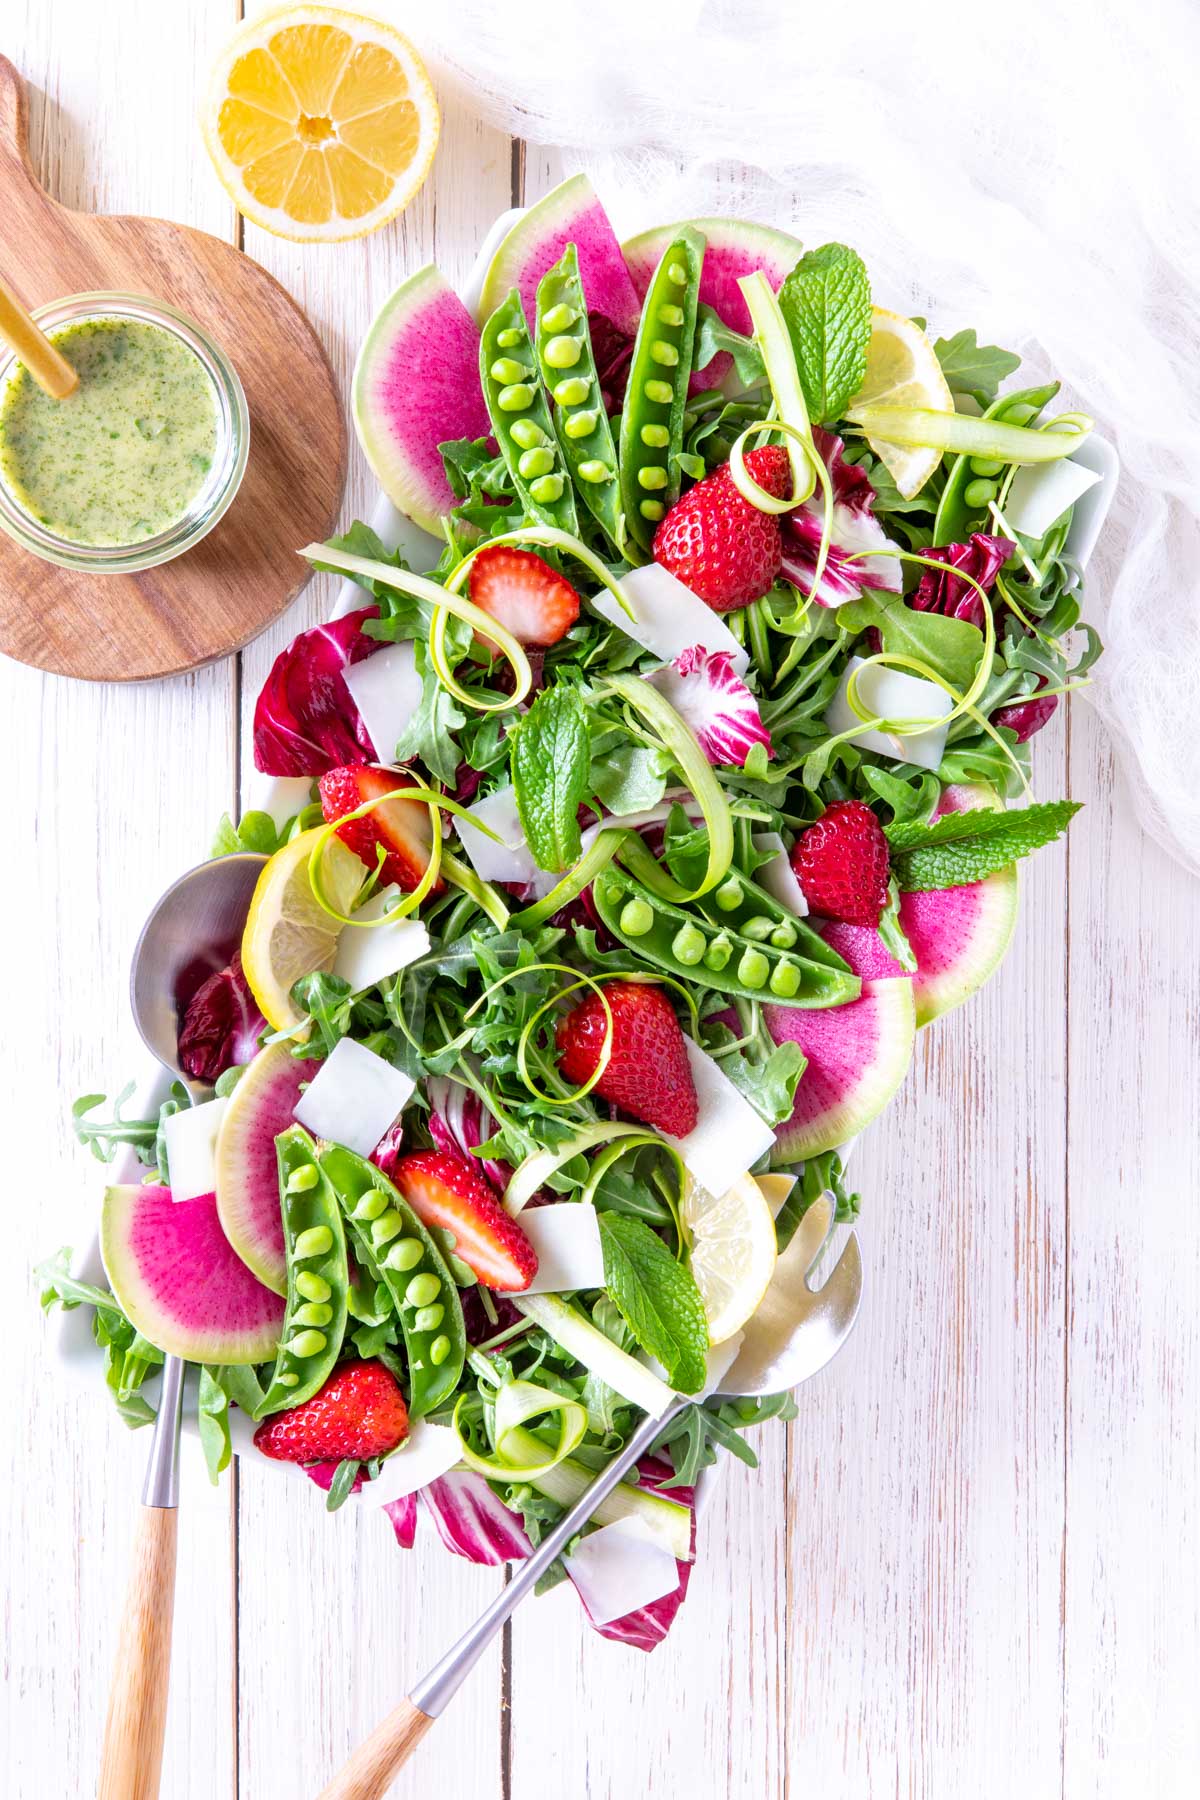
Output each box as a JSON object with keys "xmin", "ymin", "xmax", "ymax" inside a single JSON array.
[{"xmin": 41, "ymin": 176, "xmax": 1104, "ymax": 1648}]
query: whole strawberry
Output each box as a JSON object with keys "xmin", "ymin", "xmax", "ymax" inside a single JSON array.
[
  {"xmin": 556, "ymin": 980, "xmax": 698, "ymax": 1137},
  {"xmin": 653, "ymin": 446, "xmax": 791, "ymax": 613},
  {"xmin": 791, "ymin": 800, "xmax": 891, "ymax": 929},
  {"xmin": 253, "ymin": 1360, "xmax": 409, "ymax": 1464}
]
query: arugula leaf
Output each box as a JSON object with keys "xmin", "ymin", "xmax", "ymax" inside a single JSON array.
[
  {"xmin": 288, "ymin": 971, "xmax": 356, "ymax": 1056},
  {"xmin": 709, "ymin": 1039, "xmax": 806, "ymax": 1127},
  {"xmin": 777, "ymin": 244, "xmax": 872, "ymax": 424},
  {"xmin": 693, "ymin": 304, "xmax": 766, "ymax": 386},
  {"xmin": 71, "ymin": 1081, "xmax": 188, "ymax": 1168},
  {"xmin": 837, "ymin": 588, "xmax": 985, "ymax": 690},
  {"xmin": 211, "ymin": 808, "xmax": 284, "ymax": 859},
  {"xmin": 325, "ymin": 1457, "xmax": 364, "ymax": 1512},
  {"xmin": 887, "ymin": 798, "xmax": 1081, "ymax": 889},
  {"xmin": 438, "ymin": 436, "xmax": 515, "ymax": 503},
  {"xmin": 509, "ymin": 684, "xmax": 591, "ymax": 872},
  {"xmin": 392, "ymin": 641, "xmax": 467, "ymax": 785},
  {"xmin": 933, "ymin": 328, "xmax": 1022, "ymax": 404},
  {"xmin": 198, "ymin": 1367, "xmax": 233, "ymax": 1486},
  {"xmin": 597, "ymin": 1213, "xmax": 709, "ymax": 1394},
  {"xmin": 774, "ymin": 1151, "xmax": 861, "ymax": 1252}
]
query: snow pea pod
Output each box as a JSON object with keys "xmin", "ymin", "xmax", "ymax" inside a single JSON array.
[
  {"xmin": 320, "ymin": 1144, "xmax": 466, "ymax": 1419},
  {"xmin": 692, "ymin": 872, "xmax": 853, "ymax": 975},
  {"xmin": 534, "ymin": 245, "xmax": 624, "ymax": 554},
  {"xmin": 480, "ymin": 290, "xmax": 578, "ymax": 534},
  {"xmin": 618, "ymin": 226, "xmax": 705, "ymax": 552},
  {"xmin": 256, "ymin": 1126, "xmax": 349, "ymax": 1419},
  {"xmin": 593, "ymin": 865, "xmax": 861, "ymax": 1008},
  {"xmin": 933, "ymin": 382, "xmax": 1061, "ymax": 547}
]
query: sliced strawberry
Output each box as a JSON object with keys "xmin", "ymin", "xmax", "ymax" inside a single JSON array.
[
  {"xmin": 791, "ymin": 799, "xmax": 891, "ymax": 928},
  {"xmin": 467, "ymin": 545, "xmax": 581, "ymax": 646},
  {"xmin": 318, "ymin": 764, "xmax": 443, "ymax": 894},
  {"xmin": 252, "ymin": 1361, "xmax": 408, "ymax": 1463},
  {"xmin": 556, "ymin": 980, "xmax": 698, "ymax": 1137},
  {"xmin": 652, "ymin": 446, "xmax": 792, "ymax": 613},
  {"xmin": 390, "ymin": 1149, "xmax": 538, "ymax": 1292}
]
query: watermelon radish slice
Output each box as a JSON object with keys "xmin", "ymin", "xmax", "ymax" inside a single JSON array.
[
  {"xmin": 101, "ymin": 1185, "xmax": 284, "ymax": 1365},
  {"xmin": 813, "ymin": 784, "xmax": 1019, "ymax": 1027},
  {"xmin": 353, "ymin": 265, "xmax": 491, "ymax": 536},
  {"xmin": 622, "ymin": 217, "xmax": 803, "ymax": 390},
  {"xmin": 215, "ymin": 1042, "xmax": 323, "ymax": 1295},
  {"xmin": 477, "ymin": 173, "xmax": 642, "ymax": 337},
  {"xmin": 766, "ymin": 978, "xmax": 916, "ymax": 1164}
]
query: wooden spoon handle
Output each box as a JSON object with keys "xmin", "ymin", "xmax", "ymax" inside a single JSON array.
[
  {"xmin": 97, "ymin": 1504, "xmax": 179, "ymax": 1800},
  {"xmin": 316, "ymin": 1698, "xmax": 434, "ymax": 1800}
]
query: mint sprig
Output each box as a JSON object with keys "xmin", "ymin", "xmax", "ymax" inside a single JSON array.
[
  {"xmin": 597, "ymin": 1213, "xmax": 709, "ymax": 1394},
  {"xmin": 887, "ymin": 799, "xmax": 1081, "ymax": 889},
  {"xmin": 777, "ymin": 244, "xmax": 872, "ymax": 424},
  {"xmin": 509, "ymin": 683, "xmax": 591, "ymax": 872}
]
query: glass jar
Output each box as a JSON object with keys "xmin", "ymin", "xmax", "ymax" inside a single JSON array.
[{"xmin": 0, "ymin": 291, "xmax": 249, "ymax": 573}]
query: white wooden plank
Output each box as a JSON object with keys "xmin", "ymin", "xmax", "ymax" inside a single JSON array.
[
  {"xmin": 231, "ymin": 23, "xmax": 514, "ymax": 1792},
  {"xmin": 783, "ymin": 726, "xmax": 1070, "ymax": 1794},
  {"xmin": 4, "ymin": 5, "xmax": 240, "ymax": 1796},
  {"xmin": 1062, "ymin": 703, "xmax": 1200, "ymax": 1797}
]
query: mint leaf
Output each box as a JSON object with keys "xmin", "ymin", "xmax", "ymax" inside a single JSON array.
[
  {"xmin": 589, "ymin": 739, "xmax": 670, "ymax": 816},
  {"xmin": 888, "ymin": 799, "xmax": 1081, "ymax": 888},
  {"xmin": 778, "ymin": 244, "xmax": 872, "ymax": 424},
  {"xmin": 838, "ymin": 588, "xmax": 984, "ymax": 690},
  {"xmin": 509, "ymin": 684, "xmax": 590, "ymax": 872},
  {"xmin": 597, "ymin": 1213, "xmax": 709, "ymax": 1394},
  {"xmin": 933, "ymin": 328, "xmax": 1022, "ymax": 404},
  {"xmin": 693, "ymin": 303, "xmax": 766, "ymax": 386}
]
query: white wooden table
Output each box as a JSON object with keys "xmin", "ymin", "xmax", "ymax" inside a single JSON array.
[{"xmin": 5, "ymin": 8, "xmax": 1199, "ymax": 1797}]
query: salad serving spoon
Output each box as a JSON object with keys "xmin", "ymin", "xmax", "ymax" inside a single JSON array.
[
  {"xmin": 317, "ymin": 1195, "xmax": 863, "ymax": 1800},
  {"xmin": 98, "ymin": 853, "xmax": 265, "ymax": 1800}
]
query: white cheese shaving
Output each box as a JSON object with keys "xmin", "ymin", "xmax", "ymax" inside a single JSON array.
[
  {"xmin": 341, "ymin": 642, "xmax": 422, "ymax": 765},
  {"xmin": 564, "ymin": 1519, "xmax": 681, "ymax": 1624},
  {"xmin": 331, "ymin": 887, "xmax": 430, "ymax": 992},
  {"xmin": 663, "ymin": 1039, "xmax": 776, "ymax": 1200},
  {"xmin": 825, "ymin": 654, "xmax": 954, "ymax": 773},
  {"xmin": 162, "ymin": 1097, "xmax": 228, "ymax": 1202},
  {"xmin": 499, "ymin": 1203, "xmax": 605, "ymax": 1295},
  {"xmin": 293, "ymin": 1037, "xmax": 415, "ymax": 1156},
  {"xmin": 751, "ymin": 829, "xmax": 808, "ymax": 916},
  {"xmin": 590, "ymin": 562, "xmax": 750, "ymax": 675},
  {"xmin": 1002, "ymin": 458, "xmax": 1101, "ymax": 542}
]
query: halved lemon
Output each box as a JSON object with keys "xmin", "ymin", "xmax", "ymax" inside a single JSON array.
[
  {"xmin": 682, "ymin": 1170, "xmax": 778, "ymax": 1345},
  {"xmin": 241, "ymin": 828, "xmax": 365, "ymax": 1029},
  {"xmin": 202, "ymin": 5, "xmax": 439, "ymax": 242},
  {"xmin": 849, "ymin": 306, "xmax": 955, "ymax": 499}
]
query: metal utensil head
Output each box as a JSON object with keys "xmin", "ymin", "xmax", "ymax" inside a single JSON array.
[
  {"xmin": 129, "ymin": 852, "xmax": 266, "ymax": 1084},
  {"xmin": 716, "ymin": 1192, "xmax": 862, "ymax": 1398}
]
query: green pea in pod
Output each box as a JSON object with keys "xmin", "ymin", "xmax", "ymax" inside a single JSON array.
[
  {"xmin": 618, "ymin": 226, "xmax": 705, "ymax": 553},
  {"xmin": 480, "ymin": 289, "xmax": 579, "ymax": 535},
  {"xmin": 320, "ymin": 1144, "xmax": 466, "ymax": 1419},
  {"xmin": 256, "ymin": 1126, "xmax": 350, "ymax": 1419},
  {"xmin": 932, "ymin": 380, "xmax": 1061, "ymax": 546},
  {"xmin": 535, "ymin": 244, "xmax": 624, "ymax": 554}
]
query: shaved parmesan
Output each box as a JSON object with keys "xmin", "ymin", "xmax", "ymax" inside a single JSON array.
[
  {"xmin": 664, "ymin": 1039, "xmax": 776, "ymax": 1199},
  {"xmin": 162, "ymin": 1097, "xmax": 228, "ymax": 1202},
  {"xmin": 455, "ymin": 785, "xmax": 540, "ymax": 885},
  {"xmin": 752, "ymin": 829, "xmax": 808, "ymax": 916},
  {"xmin": 1003, "ymin": 458, "xmax": 1101, "ymax": 542},
  {"xmin": 362, "ymin": 1419, "xmax": 462, "ymax": 1507},
  {"xmin": 332, "ymin": 888, "xmax": 430, "ymax": 992},
  {"xmin": 293, "ymin": 1037, "xmax": 414, "ymax": 1156},
  {"xmin": 500, "ymin": 1203, "xmax": 604, "ymax": 1295},
  {"xmin": 590, "ymin": 563, "xmax": 750, "ymax": 675},
  {"xmin": 243, "ymin": 769, "xmax": 315, "ymax": 832},
  {"xmin": 342, "ymin": 642, "xmax": 422, "ymax": 766},
  {"xmin": 825, "ymin": 655, "xmax": 953, "ymax": 773},
  {"xmin": 564, "ymin": 1518, "xmax": 681, "ymax": 1625}
]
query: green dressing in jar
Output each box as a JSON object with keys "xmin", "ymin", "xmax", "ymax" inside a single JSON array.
[{"xmin": 0, "ymin": 317, "xmax": 219, "ymax": 547}]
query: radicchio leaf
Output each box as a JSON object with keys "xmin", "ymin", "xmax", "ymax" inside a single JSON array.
[
  {"xmin": 383, "ymin": 1494, "xmax": 419, "ymax": 1549},
  {"xmin": 419, "ymin": 1472, "xmax": 533, "ymax": 1565},
  {"xmin": 909, "ymin": 531, "xmax": 1014, "ymax": 629},
  {"xmin": 571, "ymin": 1455, "xmax": 697, "ymax": 1652},
  {"xmin": 993, "ymin": 675, "xmax": 1059, "ymax": 742},
  {"xmin": 253, "ymin": 607, "xmax": 382, "ymax": 776},
  {"xmin": 176, "ymin": 952, "xmax": 267, "ymax": 1083},
  {"xmin": 647, "ymin": 646, "xmax": 774, "ymax": 768},
  {"xmin": 425, "ymin": 1075, "xmax": 514, "ymax": 1195},
  {"xmin": 779, "ymin": 427, "xmax": 903, "ymax": 607},
  {"xmin": 589, "ymin": 311, "xmax": 634, "ymax": 415}
]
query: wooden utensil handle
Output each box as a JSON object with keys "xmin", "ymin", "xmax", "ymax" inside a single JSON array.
[
  {"xmin": 97, "ymin": 1505, "xmax": 179, "ymax": 1800},
  {"xmin": 316, "ymin": 1698, "xmax": 434, "ymax": 1800}
]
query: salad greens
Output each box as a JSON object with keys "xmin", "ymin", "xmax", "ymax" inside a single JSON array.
[{"xmin": 42, "ymin": 191, "xmax": 1105, "ymax": 1651}]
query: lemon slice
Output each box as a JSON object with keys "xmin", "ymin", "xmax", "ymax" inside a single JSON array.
[
  {"xmin": 241, "ymin": 828, "xmax": 365, "ymax": 1030},
  {"xmin": 849, "ymin": 306, "xmax": 955, "ymax": 499},
  {"xmin": 202, "ymin": 5, "xmax": 439, "ymax": 242},
  {"xmin": 682, "ymin": 1170, "xmax": 778, "ymax": 1345}
]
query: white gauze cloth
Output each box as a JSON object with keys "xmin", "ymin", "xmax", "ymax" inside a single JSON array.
[{"xmin": 387, "ymin": 0, "xmax": 1200, "ymax": 874}]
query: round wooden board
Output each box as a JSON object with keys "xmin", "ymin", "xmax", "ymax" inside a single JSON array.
[{"xmin": 0, "ymin": 56, "xmax": 347, "ymax": 682}]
